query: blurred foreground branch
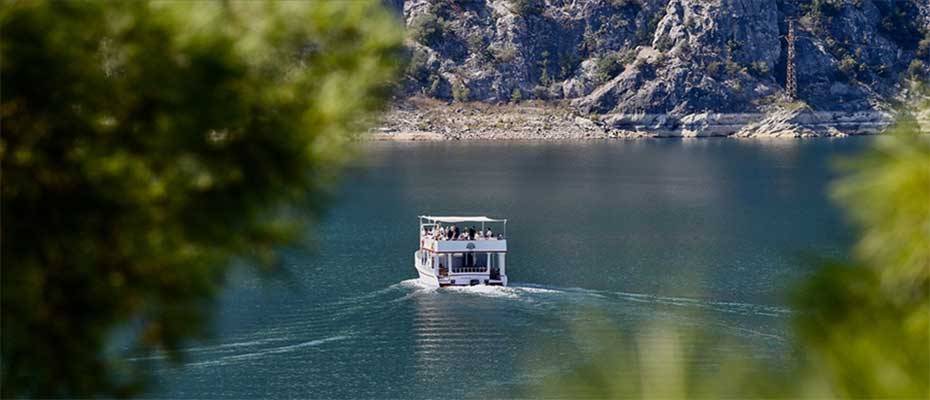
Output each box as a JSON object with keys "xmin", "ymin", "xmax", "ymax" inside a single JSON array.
[{"xmin": 1, "ymin": 1, "xmax": 403, "ymax": 396}]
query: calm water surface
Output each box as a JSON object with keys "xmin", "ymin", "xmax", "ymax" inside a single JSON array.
[{"xmin": 147, "ymin": 138, "xmax": 867, "ymax": 398}]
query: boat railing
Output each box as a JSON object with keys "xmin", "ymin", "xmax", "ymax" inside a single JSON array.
[
  {"xmin": 451, "ymin": 266, "xmax": 488, "ymax": 274},
  {"xmin": 422, "ymin": 235, "xmax": 504, "ymax": 241}
]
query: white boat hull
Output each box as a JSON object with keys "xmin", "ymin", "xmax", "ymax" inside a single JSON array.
[
  {"xmin": 414, "ymin": 256, "xmax": 506, "ymax": 287},
  {"xmin": 415, "ymin": 260, "xmax": 440, "ymax": 288}
]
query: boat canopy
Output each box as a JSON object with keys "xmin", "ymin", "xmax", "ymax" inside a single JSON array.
[{"xmin": 419, "ymin": 215, "xmax": 506, "ymax": 223}]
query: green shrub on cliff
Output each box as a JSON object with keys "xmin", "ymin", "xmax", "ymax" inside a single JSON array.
[
  {"xmin": 409, "ymin": 12, "xmax": 444, "ymax": 46},
  {"xmin": 0, "ymin": 1, "xmax": 403, "ymax": 397},
  {"xmin": 806, "ymin": 0, "xmax": 842, "ymax": 22},
  {"xmin": 510, "ymin": 0, "xmax": 543, "ymax": 17},
  {"xmin": 406, "ymin": 47, "xmax": 432, "ymax": 82},
  {"xmin": 918, "ymin": 34, "xmax": 930, "ymax": 59},
  {"xmin": 494, "ymin": 45, "xmax": 519, "ymax": 63},
  {"xmin": 725, "ymin": 60, "xmax": 747, "ymax": 76},
  {"xmin": 452, "ymin": 81, "xmax": 471, "ymax": 102},
  {"xmin": 749, "ymin": 61, "xmax": 770, "ymax": 77},
  {"xmin": 595, "ymin": 53, "xmax": 626, "ymax": 83},
  {"xmin": 909, "ymin": 60, "xmax": 926, "ymax": 80},
  {"xmin": 467, "ymin": 33, "xmax": 486, "ymax": 54},
  {"xmin": 538, "ymin": 50, "xmax": 551, "ymax": 85},
  {"xmin": 429, "ymin": 74, "xmax": 444, "ymax": 97},
  {"xmin": 706, "ymin": 61, "xmax": 724, "ymax": 76},
  {"xmin": 838, "ymin": 56, "xmax": 860, "ymax": 80}
]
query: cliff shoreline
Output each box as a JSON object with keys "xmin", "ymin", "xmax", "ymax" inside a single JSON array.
[
  {"xmin": 369, "ymin": 97, "xmax": 916, "ymax": 141},
  {"xmin": 386, "ymin": 0, "xmax": 929, "ymax": 141}
]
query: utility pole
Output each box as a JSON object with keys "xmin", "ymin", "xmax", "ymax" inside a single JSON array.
[{"xmin": 786, "ymin": 19, "xmax": 797, "ymax": 100}]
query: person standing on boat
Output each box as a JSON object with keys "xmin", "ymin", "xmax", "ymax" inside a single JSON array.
[{"xmin": 468, "ymin": 226, "xmax": 476, "ymax": 240}]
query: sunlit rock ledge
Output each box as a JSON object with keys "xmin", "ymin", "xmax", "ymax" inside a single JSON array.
[{"xmin": 369, "ymin": 99, "xmax": 913, "ymax": 141}]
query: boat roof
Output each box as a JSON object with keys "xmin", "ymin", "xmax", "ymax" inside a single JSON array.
[{"xmin": 419, "ymin": 215, "xmax": 506, "ymax": 223}]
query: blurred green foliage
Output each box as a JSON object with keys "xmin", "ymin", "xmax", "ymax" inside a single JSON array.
[
  {"xmin": 1, "ymin": 0, "xmax": 402, "ymax": 397},
  {"xmin": 535, "ymin": 314, "xmax": 794, "ymax": 398},
  {"xmin": 536, "ymin": 110, "xmax": 930, "ymax": 398},
  {"xmin": 795, "ymin": 115, "xmax": 930, "ymax": 398}
]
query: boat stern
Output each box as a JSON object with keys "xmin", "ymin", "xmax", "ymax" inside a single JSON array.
[{"xmin": 438, "ymin": 274, "xmax": 507, "ymax": 287}]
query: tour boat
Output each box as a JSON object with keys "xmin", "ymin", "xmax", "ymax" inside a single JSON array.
[{"xmin": 415, "ymin": 215, "xmax": 508, "ymax": 287}]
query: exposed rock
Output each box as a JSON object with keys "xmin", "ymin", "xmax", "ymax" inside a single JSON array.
[
  {"xmin": 402, "ymin": 0, "xmax": 666, "ymax": 102},
  {"xmin": 575, "ymin": 0, "xmax": 781, "ymax": 115},
  {"xmin": 573, "ymin": 116, "xmax": 600, "ymax": 130},
  {"xmin": 369, "ymin": 97, "xmax": 897, "ymax": 141},
  {"xmin": 387, "ymin": 0, "xmax": 930, "ymax": 140},
  {"xmin": 372, "ymin": 97, "xmax": 612, "ymax": 140},
  {"xmin": 399, "ymin": 0, "xmax": 929, "ymax": 118},
  {"xmin": 734, "ymin": 103, "xmax": 892, "ymax": 138}
]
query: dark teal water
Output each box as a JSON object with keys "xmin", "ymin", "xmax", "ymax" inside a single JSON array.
[{"xmin": 146, "ymin": 138, "xmax": 867, "ymax": 398}]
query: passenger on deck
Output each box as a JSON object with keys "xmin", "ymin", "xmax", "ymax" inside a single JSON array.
[
  {"xmin": 485, "ymin": 228, "xmax": 493, "ymax": 239},
  {"xmin": 468, "ymin": 226, "xmax": 476, "ymax": 240}
]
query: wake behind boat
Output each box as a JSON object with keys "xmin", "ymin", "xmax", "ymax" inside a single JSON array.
[{"xmin": 415, "ymin": 215, "xmax": 508, "ymax": 287}]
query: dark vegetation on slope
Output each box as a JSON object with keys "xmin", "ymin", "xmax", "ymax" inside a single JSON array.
[{"xmin": 392, "ymin": 0, "xmax": 930, "ymax": 115}]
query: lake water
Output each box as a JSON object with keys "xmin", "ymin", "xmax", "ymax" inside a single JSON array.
[{"xmin": 147, "ymin": 138, "xmax": 868, "ymax": 398}]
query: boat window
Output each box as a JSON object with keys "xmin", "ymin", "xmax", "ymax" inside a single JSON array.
[
  {"xmin": 450, "ymin": 253, "xmax": 465, "ymax": 269},
  {"xmin": 454, "ymin": 252, "xmax": 486, "ymax": 268},
  {"xmin": 472, "ymin": 253, "xmax": 488, "ymax": 268}
]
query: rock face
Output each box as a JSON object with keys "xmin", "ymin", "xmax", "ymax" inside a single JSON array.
[
  {"xmin": 733, "ymin": 104, "xmax": 891, "ymax": 138},
  {"xmin": 579, "ymin": 0, "xmax": 781, "ymax": 115},
  {"xmin": 402, "ymin": 0, "xmax": 668, "ymax": 102},
  {"xmin": 398, "ymin": 0, "xmax": 930, "ymax": 128}
]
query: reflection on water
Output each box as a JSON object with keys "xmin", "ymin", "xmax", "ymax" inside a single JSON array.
[
  {"xmin": 144, "ymin": 276, "xmax": 797, "ymax": 398},
  {"xmin": 145, "ymin": 139, "xmax": 868, "ymax": 398},
  {"xmin": 408, "ymin": 281, "xmax": 511, "ymax": 389}
]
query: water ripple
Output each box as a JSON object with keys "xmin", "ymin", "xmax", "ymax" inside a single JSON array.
[{"xmin": 185, "ymin": 336, "xmax": 350, "ymax": 368}]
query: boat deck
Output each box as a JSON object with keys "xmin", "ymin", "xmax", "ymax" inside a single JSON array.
[
  {"xmin": 420, "ymin": 237, "xmax": 507, "ymax": 253},
  {"xmin": 415, "ymin": 215, "xmax": 509, "ymax": 287}
]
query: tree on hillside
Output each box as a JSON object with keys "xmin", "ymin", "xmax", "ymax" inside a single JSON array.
[{"xmin": 0, "ymin": 1, "xmax": 403, "ymax": 397}]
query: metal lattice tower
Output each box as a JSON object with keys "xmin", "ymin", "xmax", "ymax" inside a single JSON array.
[{"xmin": 786, "ymin": 19, "xmax": 797, "ymax": 100}]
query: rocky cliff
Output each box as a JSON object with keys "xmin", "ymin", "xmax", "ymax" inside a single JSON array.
[{"xmin": 388, "ymin": 0, "xmax": 929, "ymax": 137}]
